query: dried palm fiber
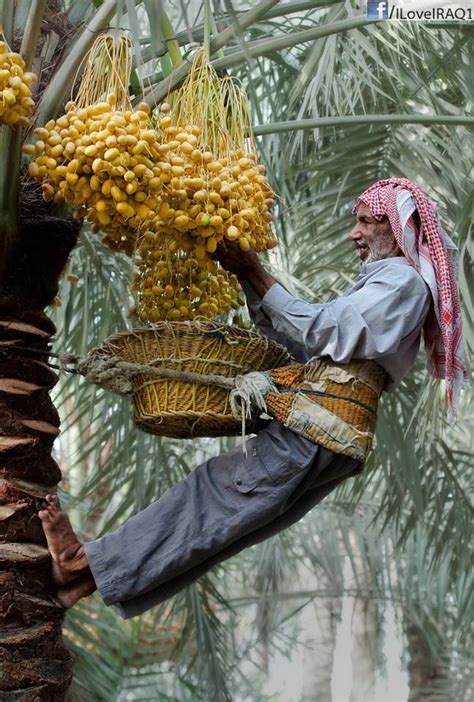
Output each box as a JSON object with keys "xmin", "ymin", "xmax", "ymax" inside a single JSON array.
[
  {"xmin": 230, "ymin": 359, "xmax": 386, "ymax": 462},
  {"xmin": 88, "ymin": 322, "xmax": 290, "ymax": 438}
]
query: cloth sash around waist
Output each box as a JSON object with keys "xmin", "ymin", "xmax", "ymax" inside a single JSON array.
[{"xmin": 234, "ymin": 358, "xmax": 386, "ymax": 463}]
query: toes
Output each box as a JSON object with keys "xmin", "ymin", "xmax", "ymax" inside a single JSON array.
[
  {"xmin": 45, "ymin": 496, "xmax": 59, "ymax": 515},
  {"xmin": 37, "ymin": 495, "xmax": 59, "ymax": 516},
  {"xmin": 38, "ymin": 510, "xmax": 51, "ymax": 522}
]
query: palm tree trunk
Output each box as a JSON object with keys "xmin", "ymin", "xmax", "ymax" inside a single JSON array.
[
  {"xmin": 406, "ymin": 624, "xmax": 446, "ymax": 701},
  {"xmin": 0, "ymin": 217, "xmax": 79, "ymax": 699},
  {"xmin": 349, "ymin": 531, "xmax": 378, "ymax": 702},
  {"xmin": 301, "ymin": 571, "xmax": 342, "ymax": 702}
]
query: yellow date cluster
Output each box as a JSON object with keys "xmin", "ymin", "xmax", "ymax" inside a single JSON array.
[
  {"xmin": 23, "ymin": 38, "xmax": 279, "ymax": 325},
  {"xmin": 0, "ymin": 40, "xmax": 36, "ymax": 127},
  {"xmin": 133, "ymin": 231, "xmax": 246, "ymax": 322},
  {"xmin": 26, "ymin": 96, "xmax": 162, "ymax": 255},
  {"xmin": 146, "ymin": 104, "xmax": 277, "ymax": 259}
]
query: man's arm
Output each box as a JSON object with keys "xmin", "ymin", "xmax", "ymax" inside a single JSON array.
[
  {"xmin": 259, "ymin": 278, "xmax": 430, "ymax": 363},
  {"xmin": 215, "ymin": 242, "xmax": 430, "ymax": 364},
  {"xmin": 214, "ymin": 243, "xmax": 309, "ymax": 360}
]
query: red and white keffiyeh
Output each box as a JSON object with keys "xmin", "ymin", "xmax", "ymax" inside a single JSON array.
[{"xmin": 353, "ymin": 177, "xmax": 469, "ymax": 420}]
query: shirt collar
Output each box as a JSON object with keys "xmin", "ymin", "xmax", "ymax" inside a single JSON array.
[{"xmin": 359, "ymin": 256, "xmax": 410, "ymax": 275}]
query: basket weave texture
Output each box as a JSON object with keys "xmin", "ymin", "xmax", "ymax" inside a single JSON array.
[
  {"xmin": 101, "ymin": 322, "xmax": 290, "ymax": 438},
  {"xmin": 265, "ymin": 361, "xmax": 383, "ymax": 435}
]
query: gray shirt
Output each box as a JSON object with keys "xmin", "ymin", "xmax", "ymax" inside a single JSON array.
[{"xmin": 244, "ymin": 257, "xmax": 432, "ymax": 389}]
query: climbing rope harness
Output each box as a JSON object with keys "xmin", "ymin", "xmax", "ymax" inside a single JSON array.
[{"xmin": 3, "ymin": 341, "xmax": 386, "ymax": 462}]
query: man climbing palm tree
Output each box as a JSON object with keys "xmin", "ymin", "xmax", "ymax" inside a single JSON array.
[{"xmin": 38, "ymin": 178, "xmax": 468, "ymax": 618}]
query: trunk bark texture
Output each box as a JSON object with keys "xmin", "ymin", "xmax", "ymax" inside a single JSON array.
[
  {"xmin": 301, "ymin": 570, "xmax": 342, "ymax": 702},
  {"xmin": 0, "ymin": 218, "xmax": 79, "ymax": 700},
  {"xmin": 406, "ymin": 624, "xmax": 446, "ymax": 702}
]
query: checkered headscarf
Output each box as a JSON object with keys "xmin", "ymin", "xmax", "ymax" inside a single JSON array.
[{"xmin": 353, "ymin": 177, "xmax": 469, "ymax": 420}]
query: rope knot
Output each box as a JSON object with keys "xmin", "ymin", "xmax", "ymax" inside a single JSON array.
[
  {"xmin": 76, "ymin": 351, "xmax": 134, "ymax": 395},
  {"xmin": 230, "ymin": 372, "xmax": 275, "ymax": 452}
]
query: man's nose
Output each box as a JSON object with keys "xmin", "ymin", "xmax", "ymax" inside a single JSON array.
[{"xmin": 348, "ymin": 224, "xmax": 361, "ymax": 240}]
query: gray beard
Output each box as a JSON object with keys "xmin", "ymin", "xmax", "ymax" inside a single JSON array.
[{"xmin": 365, "ymin": 229, "xmax": 398, "ymax": 263}]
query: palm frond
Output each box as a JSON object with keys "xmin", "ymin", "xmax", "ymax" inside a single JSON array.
[{"xmin": 38, "ymin": 2, "xmax": 474, "ymax": 699}]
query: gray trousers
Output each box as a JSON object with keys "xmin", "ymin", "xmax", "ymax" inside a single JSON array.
[{"xmin": 84, "ymin": 421, "xmax": 359, "ymax": 619}]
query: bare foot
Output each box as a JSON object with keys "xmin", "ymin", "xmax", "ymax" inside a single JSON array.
[
  {"xmin": 38, "ymin": 494, "xmax": 92, "ymax": 586},
  {"xmin": 57, "ymin": 574, "xmax": 97, "ymax": 609}
]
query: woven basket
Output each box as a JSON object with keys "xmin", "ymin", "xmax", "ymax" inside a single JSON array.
[{"xmin": 100, "ymin": 322, "xmax": 290, "ymax": 438}]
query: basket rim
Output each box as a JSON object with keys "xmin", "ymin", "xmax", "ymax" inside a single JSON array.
[{"xmin": 100, "ymin": 321, "xmax": 291, "ymax": 359}]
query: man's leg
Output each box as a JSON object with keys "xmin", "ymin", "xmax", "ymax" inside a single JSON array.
[
  {"xmin": 39, "ymin": 421, "xmax": 358, "ymax": 614},
  {"xmin": 112, "ymin": 449, "xmax": 357, "ymax": 619},
  {"xmin": 83, "ymin": 421, "xmax": 329, "ymax": 606}
]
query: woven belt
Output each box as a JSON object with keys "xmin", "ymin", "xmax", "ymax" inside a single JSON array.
[{"xmin": 232, "ymin": 358, "xmax": 386, "ymax": 463}]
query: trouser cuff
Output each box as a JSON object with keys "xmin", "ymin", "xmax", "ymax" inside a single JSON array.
[{"xmin": 84, "ymin": 538, "xmax": 122, "ymax": 606}]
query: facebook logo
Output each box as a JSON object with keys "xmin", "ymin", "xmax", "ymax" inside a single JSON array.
[{"xmin": 367, "ymin": 0, "xmax": 389, "ymax": 19}]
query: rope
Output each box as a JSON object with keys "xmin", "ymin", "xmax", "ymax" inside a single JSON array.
[
  {"xmin": 2, "ymin": 344, "xmax": 377, "ymax": 415},
  {"xmin": 230, "ymin": 372, "xmax": 275, "ymax": 449},
  {"xmin": 75, "ymin": 351, "xmax": 236, "ymax": 395},
  {"xmin": 0, "ymin": 345, "xmax": 235, "ymax": 390},
  {"xmin": 0, "ymin": 344, "xmax": 80, "ymax": 373},
  {"xmin": 276, "ymin": 386, "xmax": 376, "ymax": 415}
]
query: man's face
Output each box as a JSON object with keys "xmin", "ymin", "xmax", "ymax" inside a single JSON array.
[{"xmin": 348, "ymin": 204, "xmax": 401, "ymax": 263}]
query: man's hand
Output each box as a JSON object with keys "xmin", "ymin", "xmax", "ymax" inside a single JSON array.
[
  {"xmin": 213, "ymin": 240, "xmax": 261, "ymax": 279},
  {"xmin": 213, "ymin": 240, "xmax": 276, "ymax": 298}
]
